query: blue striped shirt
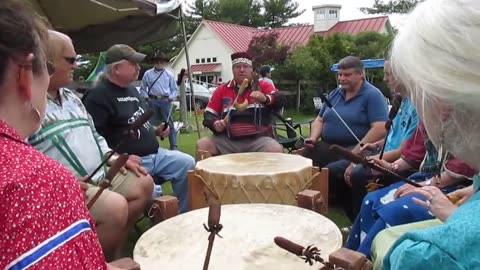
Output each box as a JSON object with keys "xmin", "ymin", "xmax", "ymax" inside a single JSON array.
[{"xmin": 139, "ymin": 67, "xmax": 178, "ymax": 100}]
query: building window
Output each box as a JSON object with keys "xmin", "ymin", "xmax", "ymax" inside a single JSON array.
[
  {"xmin": 329, "ymin": 10, "xmax": 338, "ymax": 19},
  {"xmin": 196, "ymin": 59, "xmax": 200, "ymax": 64},
  {"xmin": 201, "ymin": 58, "xmax": 205, "ymax": 63},
  {"xmin": 316, "ymin": 10, "xmax": 325, "ymax": 20},
  {"xmin": 213, "ymin": 57, "xmax": 217, "ymax": 62},
  {"xmin": 218, "ymin": 78, "xmax": 222, "ymax": 82},
  {"xmin": 207, "ymin": 58, "xmax": 211, "ymax": 63}
]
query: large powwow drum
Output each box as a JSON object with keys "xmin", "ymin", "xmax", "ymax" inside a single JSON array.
[
  {"xmin": 192, "ymin": 153, "xmax": 318, "ymax": 206},
  {"xmin": 134, "ymin": 204, "xmax": 342, "ymax": 269}
]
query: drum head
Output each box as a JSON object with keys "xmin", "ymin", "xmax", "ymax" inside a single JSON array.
[{"xmin": 134, "ymin": 204, "xmax": 342, "ymax": 270}]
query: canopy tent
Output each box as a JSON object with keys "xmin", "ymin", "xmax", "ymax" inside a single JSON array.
[
  {"xmin": 29, "ymin": 0, "xmax": 181, "ymax": 53},
  {"xmin": 30, "ymin": 0, "xmax": 202, "ymax": 138},
  {"xmin": 86, "ymin": 52, "xmax": 106, "ymax": 82}
]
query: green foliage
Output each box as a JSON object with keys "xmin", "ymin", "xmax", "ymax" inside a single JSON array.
[
  {"xmin": 263, "ymin": 0, "xmax": 305, "ymax": 28},
  {"xmin": 279, "ymin": 31, "xmax": 393, "ymax": 113},
  {"xmin": 360, "ymin": 0, "xmax": 424, "ymax": 14}
]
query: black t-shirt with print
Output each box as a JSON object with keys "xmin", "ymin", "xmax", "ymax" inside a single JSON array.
[{"xmin": 83, "ymin": 79, "xmax": 159, "ymax": 157}]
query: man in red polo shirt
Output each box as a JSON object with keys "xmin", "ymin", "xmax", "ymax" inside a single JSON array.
[{"xmin": 197, "ymin": 52, "xmax": 286, "ymax": 156}]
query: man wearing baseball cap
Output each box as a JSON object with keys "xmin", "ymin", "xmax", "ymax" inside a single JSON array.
[
  {"xmin": 84, "ymin": 44, "xmax": 195, "ymax": 213},
  {"xmin": 259, "ymin": 65, "xmax": 275, "ymax": 87}
]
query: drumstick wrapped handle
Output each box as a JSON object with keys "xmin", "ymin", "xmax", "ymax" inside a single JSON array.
[
  {"xmin": 330, "ymin": 145, "xmax": 460, "ymax": 203},
  {"xmin": 274, "ymin": 237, "xmax": 304, "ymax": 256},
  {"xmin": 87, "ymin": 154, "xmax": 129, "ymax": 209},
  {"xmin": 329, "ymin": 145, "xmax": 422, "ymax": 187},
  {"xmin": 83, "ymin": 109, "xmax": 154, "ymax": 184},
  {"xmin": 203, "ymin": 203, "xmax": 223, "ymax": 270}
]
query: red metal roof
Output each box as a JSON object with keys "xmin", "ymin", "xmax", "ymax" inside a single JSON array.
[
  {"xmin": 189, "ymin": 63, "xmax": 221, "ymax": 73},
  {"xmin": 203, "ymin": 20, "xmax": 256, "ymax": 53},
  {"xmin": 254, "ymin": 25, "xmax": 314, "ymax": 47},
  {"xmin": 317, "ymin": 16, "xmax": 388, "ymax": 36},
  {"xmin": 203, "ymin": 16, "xmax": 388, "ymax": 52}
]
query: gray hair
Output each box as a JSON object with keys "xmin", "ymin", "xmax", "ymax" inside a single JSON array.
[
  {"xmin": 93, "ymin": 64, "xmax": 113, "ymax": 86},
  {"xmin": 391, "ymin": 0, "xmax": 480, "ymax": 169},
  {"xmin": 338, "ymin": 56, "xmax": 363, "ymax": 73}
]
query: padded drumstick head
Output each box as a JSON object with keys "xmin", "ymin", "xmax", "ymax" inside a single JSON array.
[
  {"xmin": 177, "ymin": 68, "xmax": 186, "ymax": 86},
  {"xmin": 129, "ymin": 109, "xmax": 154, "ymax": 132},
  {"xmin": 388, "ymin": 94, "xmax": 403, "ymax": 120},
  {"xmin": 274, "ymin": 237, "xmax": 304, "ymax": 256}
]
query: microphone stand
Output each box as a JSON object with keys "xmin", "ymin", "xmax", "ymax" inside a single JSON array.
[{"xmin": 378, "ymin": 94, "xmax": 403, "ymax": 160}]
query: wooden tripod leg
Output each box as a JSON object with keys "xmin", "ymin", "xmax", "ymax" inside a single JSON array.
[
  {"xmin": 150, "ymin": 195, "xmax": 179, "ymax": 224},
  {"xmin": 188, "ymin": 170, "xmax": 208, "ymax": 210},
  {"xmin": 303, "ymin": 166, "xmax": 329, "ymax": 215},
  {"xmin": 327, "ymin": 248, "xmax": 373, "ymax": 270}
]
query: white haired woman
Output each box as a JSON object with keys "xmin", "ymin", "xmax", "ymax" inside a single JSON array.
[{"xmin": 383, "ymin": 0, "xmax": 480, "ymax": 268}]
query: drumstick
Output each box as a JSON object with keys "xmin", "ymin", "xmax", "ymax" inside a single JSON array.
[
  {"xmin": 329, "ymin": 145, "xmax": 462, "ymax": 203},
  {"xmin": 83, "ymin": 109, "xmax": 154, "ymax": 184},
  {"xmin": 87, "ymin": 154, "xmax": 129, "ymax": 209},
  {"xmin": 223, "ymin": 78, "xmax": 249, "ymax": 122},
  {"xmin": 203, "ymin": 203, "xmax": 223, "ymax": 270},
  {"xmin": 274, "ymin": 237, "xmax": 304, "ymax": 256},
  {"xmin": 319, "ymin": 93, "xmax": 364, "ymax": 147},
  {"xmin": 274, "ymin": 237, "xmax": 333, "ymax": 268},
  {"xmin": 379, "ymin": 94, "xmax": 402, "ymax": 160},
  {"xmin": 329, "ymin": 145, "xmax": 422, "ymax": 187}
]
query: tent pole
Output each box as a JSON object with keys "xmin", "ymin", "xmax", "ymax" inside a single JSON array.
[{"xmin": 180, "ymin": 8, "xmax": 201, "ymax": 139}]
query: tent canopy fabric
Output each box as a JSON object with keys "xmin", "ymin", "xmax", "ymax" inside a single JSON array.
[
  {"xmin": 30, "ymin": 0, "xmax": 181, "ymax": 53},
  {"xmin": 330, "ymin": 58, "xmax": 385, "ymax": 72}
]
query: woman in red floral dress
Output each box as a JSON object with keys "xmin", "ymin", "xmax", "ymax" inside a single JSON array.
[{"xmin": 0, "ymin": 1, "xmax": 115, "ymax": 269}]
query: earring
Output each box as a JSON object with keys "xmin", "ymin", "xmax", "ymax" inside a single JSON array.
[{"xmin": 29, "ymin": 103, "xmax": 41, "ymax": 124}]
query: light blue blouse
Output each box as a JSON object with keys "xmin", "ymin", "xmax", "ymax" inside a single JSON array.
[{"xmin": 383, "ymin": 174, "xmax": 480, "ymax": 269}]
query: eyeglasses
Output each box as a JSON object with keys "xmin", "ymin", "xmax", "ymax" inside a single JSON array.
[
  {"xmin": 46, "ymin": 61, "xmax": 56, "ymax": 76},
  {"xmin": 63, "ymin": 56, "xmax": 77, "ymax": 65}
]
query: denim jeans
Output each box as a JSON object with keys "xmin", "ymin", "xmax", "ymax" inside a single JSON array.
[
  {"xmin": 149, "ymin": 98, "xmax": 176, "ymax": 150},
  {"xmin": 141, "ymin": 148, "xmax": 195, "ymax": 213}
]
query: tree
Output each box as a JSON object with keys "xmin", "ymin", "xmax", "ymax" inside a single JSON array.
[
  {"xmin": 360, "ymin": 0, "xmax": 424, "ymax": 14},
  {"xmin": 354, "ymin": 31, "xmax": 393, "ymax": 59},
  {"xmin": 216, "ymin": 0, "xmax": 264, "ymax": 27},
  {"xmin": 263, "ymin": 0, "xmax": 305, "ymax": 28},
  {"xmin": 323, "ymin": 33, "xmax": 356, "ymax": 63},
  {"xmin": 247, "ymin": 32, "xmax": 291, "ymax": 70}
]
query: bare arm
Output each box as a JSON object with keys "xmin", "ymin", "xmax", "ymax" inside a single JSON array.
[
  {"xmin": 352, "ymin": 121, "xmax": 387, "ymax": 154},
  {"xmin": 309, "ymin": 116, "xmax": 324, "ymax": 141}
]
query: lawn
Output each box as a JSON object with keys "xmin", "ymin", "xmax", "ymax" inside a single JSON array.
[{"xmin": 125, "ymin": 110, "xmax": 350, "ymax": 256}]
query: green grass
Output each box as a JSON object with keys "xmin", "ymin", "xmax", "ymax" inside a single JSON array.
[{"xmin": 124, "ymin": 110, "xmax": 350, "ymax": 257}]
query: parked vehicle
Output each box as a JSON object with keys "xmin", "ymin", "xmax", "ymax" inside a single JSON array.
[{"xmin": 185, "ymin": 81, "xmax": 214, "ymax": 110}]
